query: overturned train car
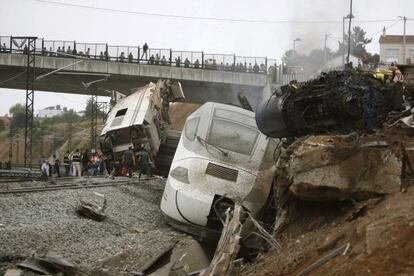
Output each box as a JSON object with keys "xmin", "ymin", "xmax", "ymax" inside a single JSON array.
[
  {"xmin": 160, "ymin": 102, "xmax": 279, "ymax": 240},
  {"xmin": 100, "ymin": 80, "xmax": 184, "ymax": 175},
  {"xmin": 256, "ymin": 70, "xmax": 403, "ymax": 138}
]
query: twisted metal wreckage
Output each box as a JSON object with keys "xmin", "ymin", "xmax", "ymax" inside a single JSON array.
[{"xmin": 254, "ymin": 68, "xmax": 414, "ymax": 240}]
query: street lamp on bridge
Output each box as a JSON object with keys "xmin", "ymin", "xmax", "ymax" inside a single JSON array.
[{"xmin": 293, "ymin": 38, "xmax": 301, "ymax": 57}]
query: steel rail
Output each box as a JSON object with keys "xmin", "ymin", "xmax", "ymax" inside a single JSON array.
[{"xmin": 0, "ymin": 179, "xmax": 151, "ymax": 194}]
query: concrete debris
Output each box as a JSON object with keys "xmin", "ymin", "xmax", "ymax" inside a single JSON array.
[
  {"xmin": 3, "ymin": 269, "xmax": 23, "ymax": 276},
  {"xmin": 282, "ymin": 134, "xmax": 405, "ymax": 201},
  {"xmin": 146, "ymin": 238, "xmax": 215, "ymax": 276},
  {"xmin": 17, "ymin": 252, "xmax": 76, "ymax": 275},
  {"xmin": 76, "ymin": 192, "xmax": 107, "ymax": 221}
]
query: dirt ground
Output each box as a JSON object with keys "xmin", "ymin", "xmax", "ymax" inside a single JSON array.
[{"xmin": 242, "ymin": 184, "xmax": 414, "ymax": 275}]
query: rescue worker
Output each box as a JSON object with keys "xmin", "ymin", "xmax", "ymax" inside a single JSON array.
[
  {"xmin": 136, "ymin": 146, "xmax": 151, "ymax": 179},
  {"xmin": 122, "ymin": 146, "xmax": 135, "ymax": 178},
  {"xmin": 53, "ymin": 154, "xmax": 61, "ymax": 177},
  {"xmin": 71, "ymin": 149, "xmax": 82, "ymax": 177},
  {"xmin": 63, "ymin": 150, "xmax": 71, "ymax": 176},
  {"xmin": 81, "ymin": 149, "xmax": 90, "ymax": 176}
]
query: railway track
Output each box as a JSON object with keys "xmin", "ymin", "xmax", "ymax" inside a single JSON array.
[{"xmin": 0, "ymin": 178, "xmax": 152, "ymax": 194}]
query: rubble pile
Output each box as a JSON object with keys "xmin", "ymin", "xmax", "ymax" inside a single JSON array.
[{"xmin": 278, "ymin": 133, "xmax": 407, "ymax": 201}]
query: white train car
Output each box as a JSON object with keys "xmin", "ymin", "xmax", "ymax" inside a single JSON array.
[
  {"xmin": 100, "ymin": 80, "xmax": 184, "ymax": 167},
  {"xmin": 160, "ymin": 102, "xmax": 278, "ymax": 240}
]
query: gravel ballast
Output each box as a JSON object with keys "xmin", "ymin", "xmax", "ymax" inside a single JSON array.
[{"xmin": 0, "ymin": 177, "xmax": 190, "ymax": 275}]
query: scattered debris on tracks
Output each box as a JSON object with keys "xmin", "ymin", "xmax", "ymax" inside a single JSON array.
[{"xmin": 76, "ymin": 192, "xmax": 107, "ymax": 221}]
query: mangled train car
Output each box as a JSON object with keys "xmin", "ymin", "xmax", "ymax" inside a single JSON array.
[
  {"xmin": 100, "ymin": 80, "xmax": 184, "ymax": 174},
  {"xmin": 256, "ymin": 69, "xmax": 403, "ymax": 138},
  {"xmin": 160, "ymin": 102, "xmax": 279, "ymax": 241}
]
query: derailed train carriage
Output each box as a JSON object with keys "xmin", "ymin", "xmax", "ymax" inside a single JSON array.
[
  {"xmin": 100, "ymin": 80, "xmax": 184, "ymax": 175},
  {"xmin": 160, "ymin": 102, "xmax": 279, "ymax": 240}
]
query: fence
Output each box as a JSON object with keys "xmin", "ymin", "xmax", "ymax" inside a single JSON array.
[{"xmin": 0, "ymin": 35, "xmax": 276, "ymax": 75}]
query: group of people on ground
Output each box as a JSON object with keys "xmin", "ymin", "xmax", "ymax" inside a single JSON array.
[
  {"xmin": 0, "ymin": 161, "xmax": 12, "ymax": 170},
  {"xmin": 38, "ymin": 144, "xmax": 153, "ymax": 181},
  {"xmin": 110, "ymin": 145, "xmax": 153, "ymax": 179},
  {"xmin": 39, "ymin": 149, "xmax": 104, "ymax": 181}
]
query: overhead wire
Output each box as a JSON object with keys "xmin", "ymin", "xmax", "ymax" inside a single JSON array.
[
  {"xmin": 366, "ymin": 19, "xmax": 402, "ymax": 39},
  {"xmin": 0, "ymin": 70, "xmax": 27, "ymax": 84},
  {"xmin": 33, "ymin": 0, "xmax": 398, "ymax": 25}
]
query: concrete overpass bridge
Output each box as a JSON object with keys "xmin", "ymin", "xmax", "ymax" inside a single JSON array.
[{"xmin": 0, "ymin": 35, "xmax": 284, "ymax": 108}]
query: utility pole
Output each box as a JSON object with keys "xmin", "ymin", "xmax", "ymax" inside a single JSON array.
[
  {"xmin": 399, "ymin": 16, "xmax": 407, "ymax": 64},
  {"xmin": 346, "ymin": 0, "xmax": 353, "ymax": 64},
  {"xmin": 342, "ymin": 14, "xmax": 354, "ymax": 66},
  {"xmin": 40, "ymin": 126, "xmax": 44, "ymax": 157},
  {"xmin": 8, "ymin": 124, "xmax": 13, "ymax": 166},
  {"xmin": 324, "ymin": 34, "xmax": 331, "ymax": 69},
  {"xmin": 293, "ymin": 38, "xmax": 301, "ymax": 58},
  {"xmin": 68, "ymin": 121, "xmax": 73, "ymax": 152},
  {"xmin": 90, "ymin": 93, "xmax": 98, "ymax": 151},
  {"xmin": 16, "ymin": 135, "xmax": 20, "ymax": 165}
]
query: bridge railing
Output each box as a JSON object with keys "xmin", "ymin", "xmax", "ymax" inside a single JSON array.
[
  {"xmin": 0, "ymin": 36, "xmax": 11, "ymax": 53},
  {"xmin": 0, "ymin": 35, "xmax": 275, "ymax": 75},
  {"xmin": 76, "ymin": 42, "xmax": 107, "ymax": 59}
]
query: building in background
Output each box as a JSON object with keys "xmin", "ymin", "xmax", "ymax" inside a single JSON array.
[
  {"xmin": 379, "ymin": 29, "xmax": 414, "ymax": 64},
  {"xmin": 37, "ymin": 105, "xmax": 67, "ymax": 118}
]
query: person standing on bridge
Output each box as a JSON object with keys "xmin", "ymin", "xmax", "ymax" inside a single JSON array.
[{"xmin": 141, "ymin": 43, "xmax": 149, "ymax": 60}]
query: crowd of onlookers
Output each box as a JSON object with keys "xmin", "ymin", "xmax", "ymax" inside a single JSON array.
[
  {"xmin": 0, "ymin": 161, "xmax": 12, "ymax": 170},
  {"xmin": 1, "ymin": 41, "xmax": 268, "ymax": 73}
]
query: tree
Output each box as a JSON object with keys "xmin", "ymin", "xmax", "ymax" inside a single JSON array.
[
  {"xmin": 9, "ymin": 103, "xmax": 26, "ymax": 129},
  {"xmin": 84, "ymin": 98, "xmax": 106, "ymax": 119},
  {"xmin": 282, "ymin": 48, "xmax": 334, "ymax": 75},
  {"xmin": 337, "ymin": 26, "xmax": 372, "ymax": 62}
]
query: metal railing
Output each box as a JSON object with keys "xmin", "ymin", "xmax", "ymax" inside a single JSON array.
[{"xmin": 0, "ymin": 35, "xmax": 277, "ymax": 76}]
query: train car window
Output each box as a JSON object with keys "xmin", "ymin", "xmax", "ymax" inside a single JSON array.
[
  {"xmin": 214, "ymin": 108, "xmax": 256, "ymax": 127},
  {"xmin": 208, "ymin": 119, "xmax": 259, "ymax": 155},
  {"xmin": 185, "ymin": 117, "xmax": 200, "ymax": 141},
  {"xmin": 115, "ymin": 108, "xmax": 128, "ymax": 117}
]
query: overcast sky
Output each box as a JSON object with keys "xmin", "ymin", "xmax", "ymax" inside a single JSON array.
[{"xmin": 1, "ymin": 0, "xmax": 414, "ymax": 115}]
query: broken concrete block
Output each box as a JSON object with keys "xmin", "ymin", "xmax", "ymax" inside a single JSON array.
[
  {"xmin": 4, "ymin": 269, "xmax": 23, "ymax": 276},
  {"xmin": 286, "ymin": 135, "xmax": 403, "ymax": 200}
]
